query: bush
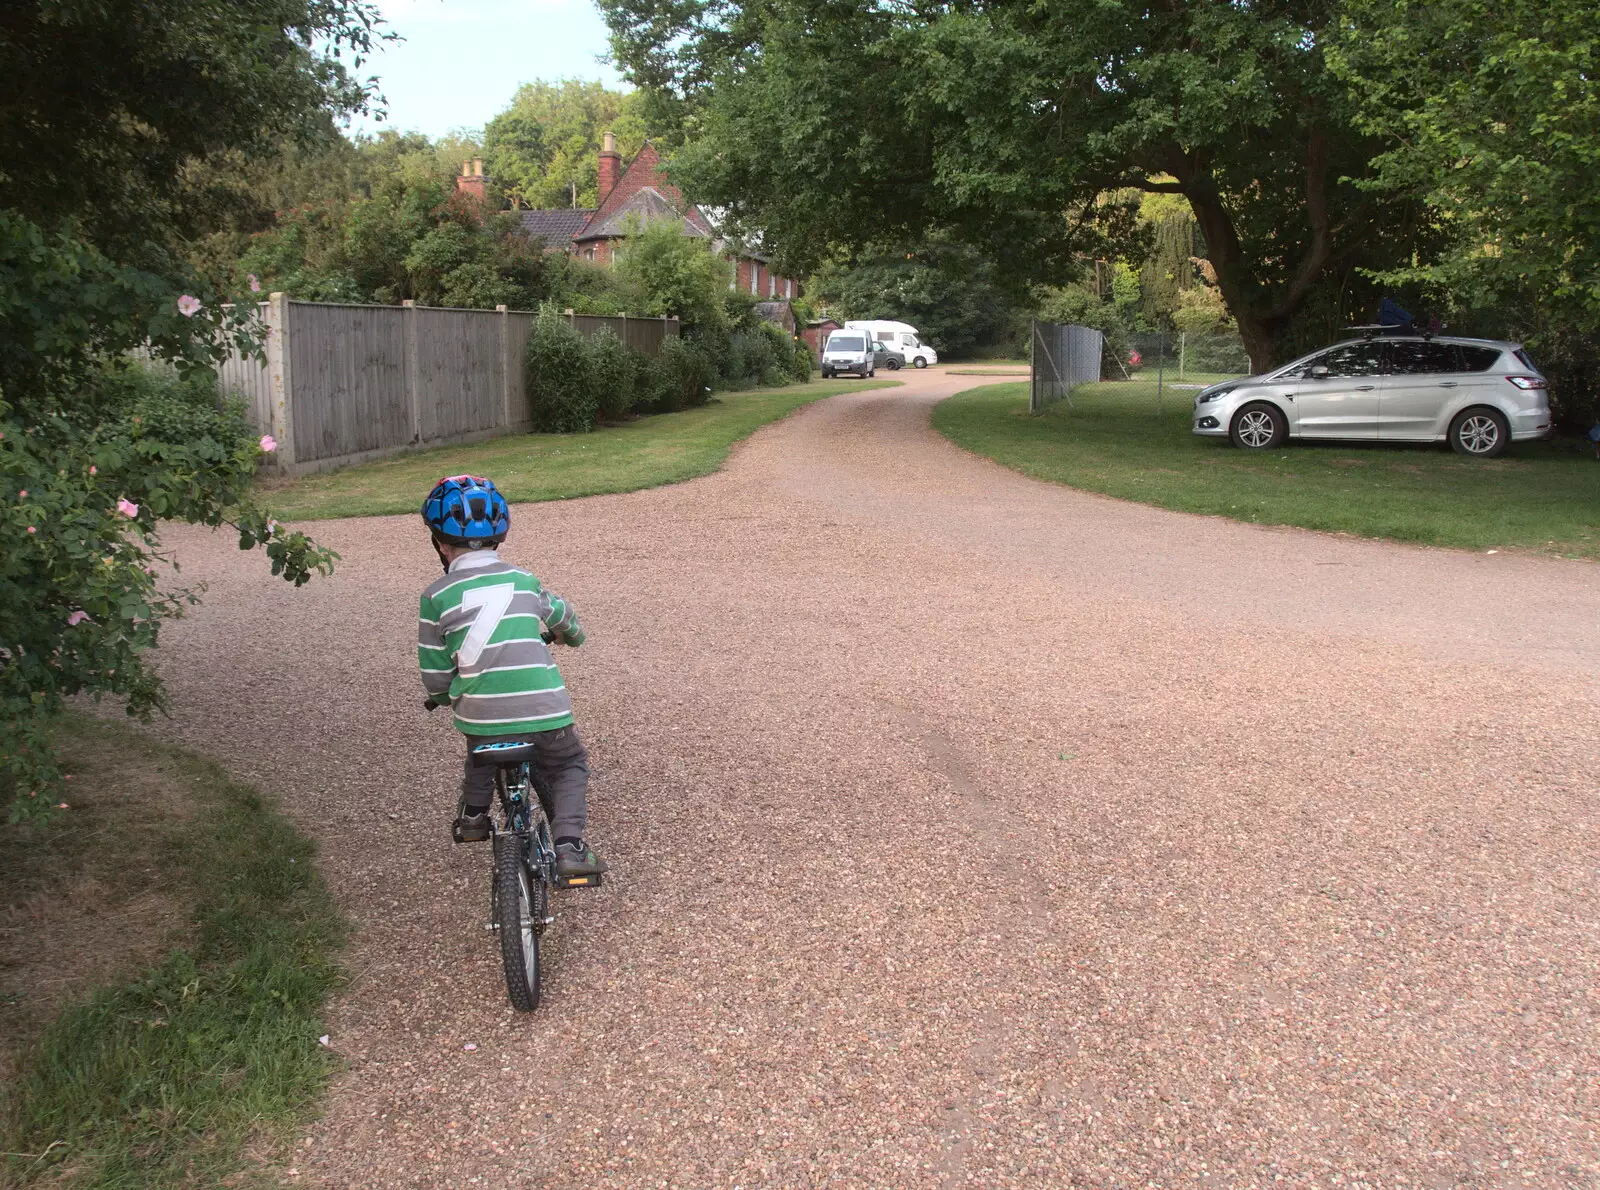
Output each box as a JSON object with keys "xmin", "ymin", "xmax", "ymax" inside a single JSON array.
[
  {"xmin": 660, "ymin": 336, "xmax": 715, "ymax": 410},
  {"xmin": 631, "ymin": 351, "xmax": 674, "ymax": 414},
  {"xmin": 588, "ymin": 328, "xmax": 636, "ymax": 422},
  {"xmin": 756, "ymin": 322, "xmax": 797, "ymax": 386},
  {"xmin": 790, "ymin": 339, "xmax": 815, "ymax": 382},
  {"xmin": 524, "ymin": 307, "xmax": 597, "ymax": 432},
  {"xmin": 101, "ymin": 361, "xmax": 253, "ymax": 444}
]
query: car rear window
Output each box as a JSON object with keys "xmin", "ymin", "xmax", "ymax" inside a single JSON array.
[
  {"xmin": 1458, "ymin": 345, "xmax": 1502, "ymax": 372},
  {"xmin": 827, "ymin": 335, "xmax": 865, "ymax": 351},
  {"xmin": 1514, "ymin": 348, "xmax": 1539, "ymax": 372}
]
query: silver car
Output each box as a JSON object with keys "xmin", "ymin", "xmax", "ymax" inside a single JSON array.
[{"xmin": 1192, "ymin": 336, "xmax": 1551, "ymax": 457}]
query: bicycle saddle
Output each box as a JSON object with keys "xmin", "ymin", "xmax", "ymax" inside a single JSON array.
[{"xmin": 468, "ymin": 739, "xmax": 539, "ymax": 767}]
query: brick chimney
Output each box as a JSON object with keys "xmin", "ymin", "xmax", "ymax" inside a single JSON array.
[
  {"xmin": 456, "ymin": 157, "xmax": 488, "ymax": 201},
  {"xmin": 597, "ymin": 132, "xmax": 621, "ymax": 204}
]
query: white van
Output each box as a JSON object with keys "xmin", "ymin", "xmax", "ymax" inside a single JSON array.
[
  {"xmin": 821, "ymin": 328, "xmax": 879, "ymax": 378},
  {"xmin": 844, "ymin": 320, "xmax": 938, "ymax": 369}
]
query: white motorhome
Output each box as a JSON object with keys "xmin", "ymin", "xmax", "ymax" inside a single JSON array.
[{"xmin": 844, "ymin": 320, "xmax": 938, "ymax": 369}]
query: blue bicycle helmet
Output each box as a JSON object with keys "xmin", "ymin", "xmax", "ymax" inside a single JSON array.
[{"xmin": 421, "ymin": 475, "xmax": 510, "ymax": 546}]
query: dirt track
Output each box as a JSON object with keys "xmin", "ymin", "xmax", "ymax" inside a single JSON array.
[{"xmin": 153, "ymin": 369, "xmax": 1600, "ymax": 1188}]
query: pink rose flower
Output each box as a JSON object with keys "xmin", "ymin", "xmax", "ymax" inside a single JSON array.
[
  {"xmin": 89, "ymin": 466, "xmax": 97, "ymax": 475},
  {"xmin": 259, "ymin": 434, "xmax": 278, "ymax": 453},
  {"xmin": 248, "ymin": 274, "xmax": 262, "ymax": 293},
  {"xmin": 26, "ymin": 526, "xmax": 36, "ymax": 534},
  {"xmin": 176, "ymin": 294, "xmax": 202, "ymax": 317},
  {"xmin": 57, "ymin": 802, "xmax": 68, "ymax": 810},
  {"xmin": 117, "ymin": 498, "xmax": 139, "ymax": 518},
  {"xmin": 17, "ymin": 490, "xmax": 26, "ymax": 498},
  {"xmin": 67, "ymin": 611, "xmax": 89, "ymax": 626}
]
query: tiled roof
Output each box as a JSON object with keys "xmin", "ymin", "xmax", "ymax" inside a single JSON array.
[
  {"xmin": 575, "ymin": 187, "xmax": 710, "ymax": 242},
  {"xmin": 517, "ymin": 209, "xmax": 595, "ymax": 245}
]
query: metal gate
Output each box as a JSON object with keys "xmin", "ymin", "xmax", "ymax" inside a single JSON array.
[{"xmin": 1030, "ymin": 320, "xmax": 1104, "ymax": 412}]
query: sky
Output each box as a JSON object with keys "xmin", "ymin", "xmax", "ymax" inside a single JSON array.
[{"xmin": 345, "ymin": 0, "xmax": 627, "ymax": 140}]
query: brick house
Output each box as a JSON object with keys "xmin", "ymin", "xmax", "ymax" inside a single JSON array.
[{"xmin": 463, "ymin": 135, "xmax": 802, "ymax": 308}]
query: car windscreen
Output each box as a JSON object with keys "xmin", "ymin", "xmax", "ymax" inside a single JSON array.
[{"xmin": 827, "ymin": 335, "xmax": 865, "ymax": 352}]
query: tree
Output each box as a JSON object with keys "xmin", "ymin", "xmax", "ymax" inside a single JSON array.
[
  {"xmin": 603, "ymin": 0, "xmax": 1434, "ymax": 371},
  {"xmin": 484, "ymin": 81, "xmax": 649, "ymax": 209},
  {"xmin": 810, "ymin": 242, "xmax": 1019, "ymax": 358},
  {"xmin": 1329, "ymin": 0, "xmax": 1600, "ymax": 416},
  {"xmin": 0, "ymin": 0, "xmax": 376, "ymax": 818},
  {"xmin": 612, "ymin": 218, "xmax": 732, "ymax": 333},
  {"xmin": 235, "ymin": 131, "xmax": 563, "ymax": 309}
]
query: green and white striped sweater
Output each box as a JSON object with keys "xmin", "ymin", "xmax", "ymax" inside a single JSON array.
[{"xmin": 417, "ymin": 551, "xmax": 585, "ymax": 736}]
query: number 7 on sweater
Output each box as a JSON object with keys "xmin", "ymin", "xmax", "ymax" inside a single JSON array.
[{"xmin": 457, "ymin": 583, "xmax": 517, "ymax": 668}]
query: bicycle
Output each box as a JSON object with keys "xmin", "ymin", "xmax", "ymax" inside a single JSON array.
[{"xmin": 425, "ymin": 639, "xmax": 601, "ymax": 1012}]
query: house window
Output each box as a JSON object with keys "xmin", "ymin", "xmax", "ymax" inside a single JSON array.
[
  {"xmin": 785, "ymin": 278, "xmax": 793, "ymax": 299},
  {"xmin": 750, "ymin": 263, "xmax": 759, "ymax": 295},
  {"xmin": 769, "ymin": 272, "xmax": 776, "ymax": 297}
]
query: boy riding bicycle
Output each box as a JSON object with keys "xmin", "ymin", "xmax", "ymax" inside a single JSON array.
[{"xmin": 417, "ymin": 475, "xmax": 607, "ymax": 880}]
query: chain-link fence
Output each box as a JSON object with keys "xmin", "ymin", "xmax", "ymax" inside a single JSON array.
[
  {"xmin": 1113, "ymin": 329, "xmax": 1251, "ymax": 382},
  {"xmin": 1030, "ymin": 320, "xmax": 1105, "ymax": 412}
]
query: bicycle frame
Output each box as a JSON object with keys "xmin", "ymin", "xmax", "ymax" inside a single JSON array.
[{"xmin": 489, "ymin": 761, "xmax": 557, "ymax": 929}]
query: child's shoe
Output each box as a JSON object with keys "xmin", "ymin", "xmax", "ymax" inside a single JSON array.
[
  {"xmin": 555, "ymin": 839, "xmax": 608, "ymax": 880},
  {"xmin": 452, "ymin": 803, "xmax": 492, "ymax": 843}
]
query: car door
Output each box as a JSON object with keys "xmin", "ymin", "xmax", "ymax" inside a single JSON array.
[
  {"xmin": 1381, "ymin": 339, "xmax": 1461, "ymax": 440},
  {"xmin": 1285, "ymin": 341, "xmax": 1387, "ymax": 439}
]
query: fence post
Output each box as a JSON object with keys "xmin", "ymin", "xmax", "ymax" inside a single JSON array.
[
  {"xmin": 264, "ymin": 293, "xmax": 296, "ymax": 473},
  {"xmin": 565, "ymin": 308, "xmax": 576, "ymax": 333},
  {"xmin": 620, "ymin": 311, "xmax": 628, "ymax": 354},
  {"xmin": 1029, "ymin": 318, "xmax": 1037, "ymax": 413},
  {"xmin": 496, "ymin": 304, "xmax": 512, "ymax": 430},
  {"xmin": 1179, "ymin": 332, "xmax": 1186, "ymax": 381},
  {"xmin": 1156, "ymin": 324, "xmax": 1166, "ymax": 418},
  {"xmin": 402, "ymin": 300, "xmax": 421, "ymax": 444}
]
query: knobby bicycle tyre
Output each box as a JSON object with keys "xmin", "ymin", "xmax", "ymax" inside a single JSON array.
[{"xmin": 493, "ymin": 833, "xmax": 544, "ymax": 1012}]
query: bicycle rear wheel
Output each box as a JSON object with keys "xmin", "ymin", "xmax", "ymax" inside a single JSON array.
[{"xmin": 493, "ymin": 833, "xmax": 546, "ymax": 1011}]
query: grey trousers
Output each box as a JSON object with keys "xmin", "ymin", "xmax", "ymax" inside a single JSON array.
[{"xmin": 462, "ymin": 725, "xmax": 590, "ymax": 841}]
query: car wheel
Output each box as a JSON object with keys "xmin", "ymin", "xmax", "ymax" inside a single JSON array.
[
  {"xmin": 1229, "ymin": 402, "xmax": 1287, "ymax": 450},
  {"xmin": 886, "ymin": 358, "xmax": 901, "ymax": 370},
  {"xmin": 913, "ymin": 357, "xmax": 928, "ymax": 369},
  {"xmin": 1449, "ymin": 407, "xmax": 1509, "ymax": 458}
]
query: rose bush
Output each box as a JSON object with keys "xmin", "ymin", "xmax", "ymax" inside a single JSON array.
[{"xmin": 0, "ymin": 216, "xmax": 336, "ymax": 822}]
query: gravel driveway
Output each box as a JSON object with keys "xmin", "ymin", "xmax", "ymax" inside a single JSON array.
[{"xmin": 152, "ymin": 369, "xmax": 1600, "ymax": 1188}]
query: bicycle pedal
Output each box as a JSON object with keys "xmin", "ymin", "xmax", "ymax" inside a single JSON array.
[{"xmin": 556, "ymin": 872, "xmax": 603, "ymax": 890}]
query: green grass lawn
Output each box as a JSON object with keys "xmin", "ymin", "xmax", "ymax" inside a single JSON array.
[
  {"xmin": 2, "ymin": 714, "xmax": 343, "ymax": 1188},
  {"xmin": 934, "ymin": 379, "xmax": 1600, "ymax": 558},
  {"xmin": 262, "ymin": 377, "xmax": 894, "ymax": 520}
]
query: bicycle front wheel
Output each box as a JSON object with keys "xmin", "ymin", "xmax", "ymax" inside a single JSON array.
[{"xmin": 493, "ymin": 834, "xmax": 545, "ymax": 1011}]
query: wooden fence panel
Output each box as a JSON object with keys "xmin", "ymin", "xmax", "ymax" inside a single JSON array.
[
  {"xmin": 288, "ymin": 303, "xmax": 408, "ymax": 463},
  {"xmin": 505, "ymin": 311, "xmax": 537, "ymax": 426},
  {"xmin": 234, "ymin": 298, "xmax": 679, "ymax": 475},
  {"xmin": 216, "ymin": 350, "xmax": 272, "ymax": 431},
  {"xmin": 414, "ymin": 307, "xmax": 501, "ymax": 442}
]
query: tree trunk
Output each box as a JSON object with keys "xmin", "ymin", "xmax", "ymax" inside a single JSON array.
[{"xmin": 1172, "ymin": 133, "xmax": 1337, "ymax": 376}]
